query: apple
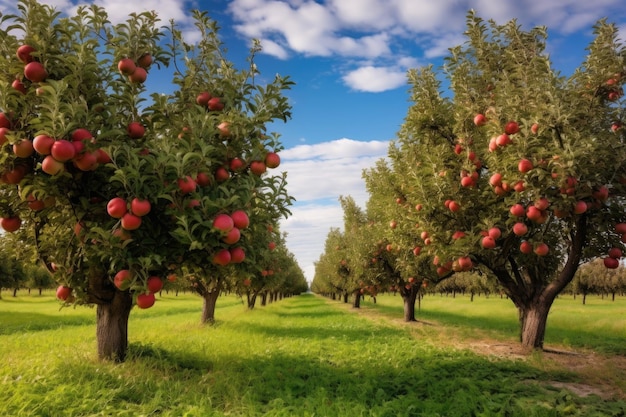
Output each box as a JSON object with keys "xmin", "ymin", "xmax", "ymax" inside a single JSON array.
[
  {"xmin": 612, "ymin": 122, "xmax": 622, "ymax": 133},
  {"xmin": 127, "ymin": 121, "xmax": 145, "ymax": 139},
  {"xmin": 72, "ymin": 140, "xmax": 85, "ymax": 155},
  {"xmin": 33, "ymin": 134, "xmax": 55, "ymax": 155},
  {"xmin": 0, "ymin": 127, "xmax": 10, "ymax": 146},
  {"xmin": 460, "ymin": 176, "xmax": 474, "ymax": 187},
  {"xmin": 412, "ymin": 246, "xmax": 421, "ymax": 256},
  {"xmin": 130, "ymin": 198, "xmax": 151, "ymax": 217},
  {"xmin": 0, "ymin": 112, "xmax": 11, "ymax": 129},
  {"xmin": 230, "ymin": 247, "xmax": 246, "ymax": 263},
  {"xmin": 56, "ymin": 286, "xmax": 72, "ymax": 301},
  {"xmin": 616, "ymin": 223, "xmax": 626, "ymax": 234},
  {"xmin": 495, "ymin": 133, "xmax": 511, "ymax": 146},
  {"xmin": 520, "ymin": 241, "xmax": 533, "ymax": 254},
  {"xmin": 71, "ymin": 128, "xmax": 93, "ymax": 142},
  {"xmin": 196, "ymin": 171, "xmax": 212, "ymax": 186},
  {"xmin": 136, "ymin": 293, "xmax": 155, "ymax": 309},
  {"xmin": 107, "ymin": 197, "xmax": 127, "ymax": 218},
  {"xmin": 488, "ymin": 227, "xmax": 501, "ymax": 240},
  {"xmin": 504, "ymin": 121, "xmax": 520, "ymax": 135},
  {"xmin": 250, "ymin": 160, "xmax": 266, "ymax": 176},
  {"xmin": 196, "ymin": 91, "xmax": 212, "ymax": 106},
  {"xmin": 212, "ymin": 249, "xmax": 231, "ymax": 266},
  {"xmin": 118, "ymin": 58, "xmax": 136, "ymax": 75},
  {"xmin": 415, "ymin": 204, "xmax": 423, "ymax": 211},
  {"xmin": 217, "ymin": 121, "xmax": 230, "ymax": 137},
  {"xmin": 13, "ymin": 139, "xmax": 34, "ymax": 158},
  {"xmin": 24, "ymin": 61, "xmax": 47, "ymax": 82},
  {"xmin": 573, "ymin": 200, "xmax": 588, "ymax": 215},
  {"xmin": 488, "ymin": 137, "xmax": 498, "ymax": 152},
  {"xmin": 95, "ymin": 149, "xmax": 112, "ymax": 164},
  {"xmin": 121, "ymin": 213, "xmax": 142, "ymax": 230},
  {"xmin": 207, "ymin": 97, "xmax": 224, "ymax": 111},
  {"xmin": 452, "ymin": 230, "xmax": 466, "ymax": 240},
  {"xmin": 146, "ymin": 276, "xmax": 163, "ymax": 293},
  {"xmin": 518, "ymin": 158, "xmax": 533, "ymax": 173},
  {"xmin": 481, "ymin": 236, "xmax": 496, "ymax": 249},
  {"xmin": 215, "ymin": 166, "xmax": 230, "ymax": 182},
  {"xmin": 12, "ymin": 79, "xmax": 26, "ymax": 94},
  {"xmin": 526, "ymin": 206, "xmax": 543, "ymax": 222},
  {"xmin": 0, "ymin": 216, "xmax": 21, "ymax": 232},
  {"xmin": 534, "ymin": 198, "xmax": 550, "ymax": 211},
  {"xmin": 592, "ymin": 186, "xmax": 609, "ymax": 202},
  {"xmin": 177, "ymin": 176, "xmax": 197, "ymax": 194},
  {"xmin": 269, "ymin": 241, "xmax": 276, "ymax": 251},
  {"xmin": 458, "ymin": 256, "xmax": 473, "ymax": 270},
  {"xmin": 228, "ymin": 157, "xmax": 245, "ymax": 172},
  {"xmin": 513, "ymin": 180, "xmax": 526, "ymax": 193},
  {"xmin": 243, "ymin": 278, "xmax": 252, "ymax": 286},
  {"xmin": 390, "ymin": 220, "xmax": 397, "ymax": 229},
  {"xmin": 531, "ymin": 123, "xmax": 539, "ymax": 134},
  {"xmin": 16, "ymin": 44, "xmax": 36, "ymax": 63},
  {"xmin": 513, "ymin": 222, "xmax": 528, "ymax": 236},
  {"xmin": 265, "ymin": 152, "xmax": 280, "ymax": 168},
  {"xmin": 128, "ymin": 67, "xmax": 147, "ymax": 83},
  {"xmin": 534, "ymin": 243, "xmax": 549, "ymax": 256},
  {"xmin": 51, "ymin": 139, "xmax": 76, "ymax": 162},
  {"xmin": 114, "ymin": 269, "xmax": 132, "ymax": 290},
  {"xmin": 73, "ymin": 151, "xmax": 99, "ymax": 171},
  {"xmin": 213, "ymin": 213, "xmax": 234, "ymax": 232},
  {"xmin": 510, "ymin": 204, "xmax": 525, "ymax": 217},
  {"xmin": 231, "ymin": 210, "xmax": 249, "ymax": 229},
  {"xmin": 41, "ymin": 155, "xmax": 65, "ymax": 175},
  {"xmin": 448, "ymin": 201, "xmax": 460, "ymax": 212},
  {"xmin": 26, "ymin": 195, "xmax": 45, "ymax": 211},
  {"xmin": 222, "ymin": 227, "xmax": 241, "ymax": 244},
  {"xmin": 137, "ymin": 53, "xmax": 153, "ymax": 69},
  {"xmin": 420, "ymin": 231, "xmax": 429, "ymax": 240},
  {"xmin": 473, "ymin": 114, "xmax": 487, "ymax": 126},
  {"xmin": 489, "ymin": 173, "xmax": 502, "ymax": 187},
  {"xmin": 608, "ymin": 247, "xmax": 622, "ymax": 259},
  {"xmin": 112, "ymin": 228, "xmax": 131, "ymax": 241},
  {"xmin": 604, "ymin": 257, "xmax": 620, "ymax": 269}
]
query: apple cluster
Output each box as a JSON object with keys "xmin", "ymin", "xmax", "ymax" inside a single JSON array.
[
  {"xmin": 117, "ymin": 54, "xmax": 152, "ymax": 84},
  {"xmin": 211, "ymin": 210, "xmax": 250, "ymax": 266}
]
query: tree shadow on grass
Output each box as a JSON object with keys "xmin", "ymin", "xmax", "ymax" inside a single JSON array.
[{"xmin": 0, "ymin": 311, "xmax": 95, "ymax": 335}]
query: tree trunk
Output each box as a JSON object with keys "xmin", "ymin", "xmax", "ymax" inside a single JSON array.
[
  {"xmin": 343, "ymin": 292, "xmax": 349, "ymax": 303},
  {"xmin": 261, "ymin": 291, "xmax": 267, "ymax": 306},
  {"xmin": 96, "ymin": 290, "xmax": 133, "ymax": 362},
  {"xmin": 38, "ymin": 288, "xmax": 43, "ymax": 296},
  {"xmin": 518, "ymin": 299, "xmax": 552, "ymax": 349},
  {"xmin": 201, "ymin": 290, "xmax": 220, "ymax": 324},
  {"xmin": 582, "ymin": 293, "xmax": 587, "ymax": 305},
  {"xmin": 401, "ymin": 287, "xmax": 418, "ymax": 322},
  {"xmin": 247, "ymin": 292, "xmax": 257, "ymax": 309},
  {"xmin": 13, "ymin": 288, "xmax": 17, "ymax": 297},
  {"xmin": 352, "ymin": 290, "xmax": 361, "ymax": 308}
]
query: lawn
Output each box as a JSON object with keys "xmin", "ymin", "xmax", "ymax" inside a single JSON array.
[{"xmin": 0, "ymin": 290, "xmax": 625, "ymax": 416}]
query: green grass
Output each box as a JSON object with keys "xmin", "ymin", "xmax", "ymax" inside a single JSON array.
[{"xmin": 0, "ymin": 291, "xmax": 625, "ymax": 416}]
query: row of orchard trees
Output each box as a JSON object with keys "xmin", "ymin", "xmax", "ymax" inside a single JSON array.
[
  {"xmin": 313, "ymin": 13, "xmax": 626, "ymax": 350},
  {"xmin": 0, "ymin": 0, "xmax": 306, "ymax": 361}
]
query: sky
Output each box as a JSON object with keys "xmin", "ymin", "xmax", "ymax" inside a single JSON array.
[{"xmin": 6, "ymin": 0, "xmax": 626, "ymax": 283}]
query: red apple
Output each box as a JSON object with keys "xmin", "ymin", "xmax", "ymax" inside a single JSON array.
[
  {"xmin": 121, "ymin": 213, "xmax": 142, "ymax": 230},
  {"xmin": 217, "ymin": 121, "xmax": 230, "ymax": 137},
  {"xmin": 136, "ymin": 293, "xmax": 155, "ymax": 309},
  {"xmin": 534, "ymin": 243, "xmax": 549, "ymax": 256},
  {"xmin": 526, "ymin": 206, "xmax": 544, "ymax": 222},
  {"xmin": 51, "ymin": 139, "xmax": 76, "ymax": 162},
  {"xmin": 534, "ymin": 198, "xmax": 550, "ymax": 211},
  {"xmin": 73, "ymin": 151, "xmax": 99, "ymax": 171},
  {"xmin": 71, "ymin": 128, "xmax": 93, "ymax": 142},
  {"xmin": 96, "ymin": 149, "xmax": 112, "ymax": 164},
  {"xmin": 390, "ymin": 220, "xmax": 397, "ymax": 229},
  {"xmin": 265, "ymin": 152, "xmax": 280, "ymax": 168},
  {"xmin": 531, "ymin": 123, "xmax": 539, "ymax": 134},
  {"xmin": 13, "ymin": 139, "xmax": 34, "ymax": 158},
  {"xmin": 118, "ymin": 58, "xmax": 136, "ymax": 75},
  {"xmin": 24, "ymin": 61, "xmax": 47, "ymax": 82},
  {"xmin": 177, "ymin": 176, "xmax": 197, "ymax": 194},
  {"xmin": 212, "ymin": 249, "xmax": 231, "ymax": 266},
  {"xmin": 213, "ymin": 213, "xmax": 234, "ymax": 232},
  {"xmin": 16, "ymin": 44, "xmax": 36, "ymax": 63},
  {"xmin": 146, "ymin": 276, "xmax": 163, "ymax": 293},
  {"xmin": 215, "ymin": 166, "xmax": 230, "ymax": 182},
  {"xmin": 41, "ymin": 155, "xmax": 65, "ymax": 175},
  {"xmin": 520, "ymin": 241, "xmax": 533, "ymax": 254},
  {"xmin": 573, "ymin": 200, "xmax": 588, "ymax": 215},
  {"xmin": 604, "ymin": 257, "xmax": 619, "ymax": 269},
  {"xmin": 107, "ymin": 197, "xmax": 127, "ymax": 219},
  {"xmin": 250, "ymin": 160, "xmax": 266, "ymax": 176},
  {"xmin": 222, "ymin": 227, "xmax": 241, "ymax": 244},
  {"xmin": 229, "ymin": 158, "xmax": 245, "ymax": 172},
  {"xmin": 231, "ymin": 210, "xmax": 249, "ymax": 229},
  {"xmin": 518, "ymin": 158, "xmax": 533, "ymax": 173},
  {"xmin": 495, "ymin": 133, "xmax": 511, "ymax": 146},
  {"xmin": 458, "ymin": 256, "xmax": 473, "ymax": 270},
  {"xmin": 412, "ymin": 246, "xmax": 421, "ymax": 256},
  {"xmin": 504, "ymin": 121, "xmax": 520, "ymax": 135},
  {"xmin": 12, "ymin": 79, "xmax": 26, "ymax": 94},
  {"xmin": 114, "ymin": 269, "xmax": 132, "ymax": 290},
  {"xmin": 127, "ymin": 121, "xmax": 145, "ymax": 139},
  {"xmin": 207, "ymin": 97, "xmax": 224, "ymax": 111},
  {"xmin": 33, "ymin": 134, "xmax": 55, "ymax": 155},
  {"xmin": 513, "ymin": 180, "xmax": 526, "ymax": 193},
  {"xmin": 196, "ymin": 171, "xmax": 212, "ymax": 186},
  {"xmin": 269, "ymin": 241, "xmax": 276, "ymax": 251},
  {"xmin": 616, "ymin": 223, "xmax": 626, "ymax": 234},
  {"xmin": 481, "ymin": 236, "xmax": 496, "ymax": 249},
  {"xmin": 137, "ymin": 53, "xmax": 152, "ymax": 69},
  {"xmin": 489, "ymin": 173, "xmax": 502, "ymax": 187},
  {"xmin": 448, "ymin": 201, "xmax": 460, "ymax": 212},
  {"xmin": 196, "ymin": 91, "xmax": 212, "ymax": 106},
  {"xmin": 488, "ymin": 227, "xmax": 501, "ymax": 240},
  {"xmin": 128, "ymin": 67, "xmax": 147, "ymax": 83},
  {"xmin": 512, "ymin": 222, "xmax": 528, "ymax": 236},
  {"xmin": 230, "ymin": 247, "xmax": 246, "ymax": 263},
  {"xmin": 473, "ymin": 114, "xmax": 487, "ymax": 126},
  {"xmin": 0, "ymin": 216, "xmax": 21, "ymax": 232},
  {"xmin": 56, "ymin": 286, "xmax": 72, "ymax": 301},
  {"xmin": 0, "ymin": 112, "xmax": 12, "ymax": 129},
  {"xmin": 130, "ymin": 198, "xmax": 151, "ymax": 217},
  {"xmin": 510, "ymin": 204, "xmax": 526, "ymax": 217},
  {"xmin": 0, "ymin": 127, "xmax": 10, "ymax": 146},
  {"xmin": 608, "ymin": 247, "xmax": 622, "ymax": 259}
]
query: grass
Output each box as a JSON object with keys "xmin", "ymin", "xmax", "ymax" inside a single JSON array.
[{"xmin": 0, "ymin": 290, "xmax": 624, "ymax": 416}]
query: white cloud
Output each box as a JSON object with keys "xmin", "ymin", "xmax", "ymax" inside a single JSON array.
[
  {"xmin": 342, "ymin": 65, "xmax": 407, "ymax": 92},
  {"xmin": 277, "ymin": 139, "xmax": 389, "ymax": 282}
]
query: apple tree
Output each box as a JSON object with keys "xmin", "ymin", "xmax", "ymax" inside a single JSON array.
[
  {"xmin": 0, "ymin": 1, "xmax": 294, "ymax": 360},
  {"xmin": 377, "ymin": 13, "xmax": 626, "ymax": 349}
]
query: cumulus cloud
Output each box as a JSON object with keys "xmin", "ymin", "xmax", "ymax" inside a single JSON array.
[{"xmin": 342, "ymin": 65, "xmax": 408, "ymax": 92}]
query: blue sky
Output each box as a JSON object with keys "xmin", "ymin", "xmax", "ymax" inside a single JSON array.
[{"xmin": 11, "ymin": 0, "xmax": 626, "ymax": 282}]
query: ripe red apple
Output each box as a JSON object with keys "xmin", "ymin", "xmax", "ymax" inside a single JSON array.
[
  {"xmin": 196, "ymin": 91, "xmax": 212, "ymax": 106},
  {"xmin": 265, "ymin": 152, "xmax": 280, "ymax": 168},
  {"xmin": 460, "ymin": 176, "xmax": 474, "ymax": 187},
  {"xmin": 207, "ymin": 97, "xmax": 224, "ymax": 111},
  {"xmin": 489, "ymin": 173, "xmax": 502, "ymax": 187},
  {"xmin": 481, "ymin": 236, "xmax": 496, "ymax": 249},
  {"xmin": 128, "ymin": 67, "xmax": 147, "ymax": 83},
  {"xmin": 73, "ymin": 151, "xmax": 99, "ymax": 171},
  {"xmin": 217, "ymin": 121, "xmax": 230, "ymax": 137},
  {"xmin": 390, "ymin": 220, "xmax": 397, "ymax": 229},
  {"xmin": 96, "ymin": 149, "xmax": 112, "ymax": 164},
  {"xmin": 534, "ymin": 198, "xmax": 550, "ymax": 211},
  {"xmin": 420, "ymin": 231, "xmax": 429, "ymax": 240},
  {"xmin": 229, "ymin": 158, "xmax": 245, "ymax": 172},
  {"xmin": 231, "ymin": 210, "xmax": 249, "ymax": 229},
  {"xmin": 16, "ymin": 44, "xmax": 36, "ymax": 63},
  {"xmin": 604, "ymin": 257, "xmax": 620, "ymax": 269},
  {"xmin": 26, "ymin": 195, "xmax": 45, "ymax": 211},
  {"xmin": 495, "ymin": 133, "xmax": 511, "ymax": 147},
  {"xmin": 573, "ymin": 200, "xmax": 588, "ymax": 215},
  {"xmin": 488, "ymin": 227, "xmax": 501, "ymax": 240},
  {"xmin": 520, "ymin": 241, "xmax": 533, "ymax": 254},
  {"xmin": 12, "ymin": 79, "xmax": 26, "ymax": 94},
  {"xmin": 458, "ymin": 256, "xmax": 473, "ymax": 270},
  {"xmin": 513, "ymin": 180, "xmax": 526, "ymax": 193},
  {"xmin": 504, "ymin": 121, "xmax": 520, "ymax": 135},
  {"xmin": 526, "ymin": 206, "xmax": 544, "ymax": 222},
  {"xmin": 473, "ymin": 114, "xmax": 487, "ymax": 126},
  {"xmin": 250, "ymin": 160, "xmax": 266, "ymax": 176},
  {"xmin": 121, "ymin": 213, "xmax": 142, "ymax": 230},
  {"xmin": 146, "ymin": 276, "xmax": 163, "ymax": 293},
  {"xmin": 177, "ymin": 176, "xmax": 197, "ymax": 194},
  {"xmin": 130, "ymin": 198, "xmax": 151, "ymax": 217},
  {"xmin": 608, "ymin": 247, "xmax": 622, "ymax": 259},
  {"xmin": 616, "ymin": 223, "xmax": 626, "ymax": 234},
  {"xmin": 114, "ymin": 269, "xmax": 132, "ymax": 290},
  {"xmin": 33, "ymin": 134, "xmax": 55, "ymax": 155},
  {"xmin": 118, "ymin": 58, "xmax": 136, "ymax": 75},
  {"xmin": 510, "ymin": 204, "xmax": 526, "ymax": 217},
  {"xmin": 51, "ymin": 139, "xmax": 76, "ymax": 162},
  {"xmin": 0, "ymin": 127, "xmax": 10, "ymax": 146},
  {"xmin": 196, "ymin": 171, "xmax": 212, "ymax": 186},
  {"xmin": 107, "ymin": 197, "xmax": 127, "ymax": 219},
  {"xmin": 215, "ymin": 166, "xmax": 230, "ymax": 182},
  {"xmin": 592, "ymin": 186, "xmax": 609, "ymax": 202},
  {"xmin": 56, "ymin": 285, "xmax": 72, "ymax": 301},
  {"xmin": 513, "ymin": 222, "xmax": 528, "ymax": 236},
  {"xmin": 212, "ymin": 249, "xmax": 231, "ymax": 266},
  {"xmin": 137, "ymin": 53, "xmax": 153, "ymax": 69},
  {"xmin": 13, "ymin": 139, "xmax": 34, "ymax": 158},
  {"xmin": 230, "ymin": 247, "xmax": 246, "ymax": 263},
  {"xmin": 534, "ymin": 242, "xmax": 549, "ymax": 256},
  {"xmin": 136, "ymin": 293, "xmax": 156, "ymax": 309},
  {"xmin": 0, "ymin": 216, "xmax": 21, "ymax": 233},
  {"xmin": 412, "ymin": 246, "xmax": 421, "ymax": 256},
  {"xmin": 213, "ymin": 213, "xmax": 234, "ymax": 232},
  {"xmin": 269, "ymin": 241, "xmax": 277, "ymax": 251},
  {"xmin": 415, "ymin": 204, "xmax": 423, "ymax": 211},
  {"xmin": 518, "ymin": 158, "xmax": 533, "ymax": 173},
  {"xmin": 127, "ymin": 121, "xmax": 145, "ymax": 139},
  {"xmin": 71, "ymin": 128, "xmax": 93, "ymax": 142},
  {"xmin": 41, "ymin": 155, "xmax": 65, "ymax": 175},
  {"xmin": 448, "ymin": 201, "xmax": 460, "ymax": 212},
  {"xmin": 222, "ymin": 227, "xmax": 241, "ymax": 244},
  {"xmin": 0, "ymin": 112, "xmax": 12, "ymax": 129},
  {"xmin": 24, "ymin": 61, "xmax": 47, "ymax": 82}
]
